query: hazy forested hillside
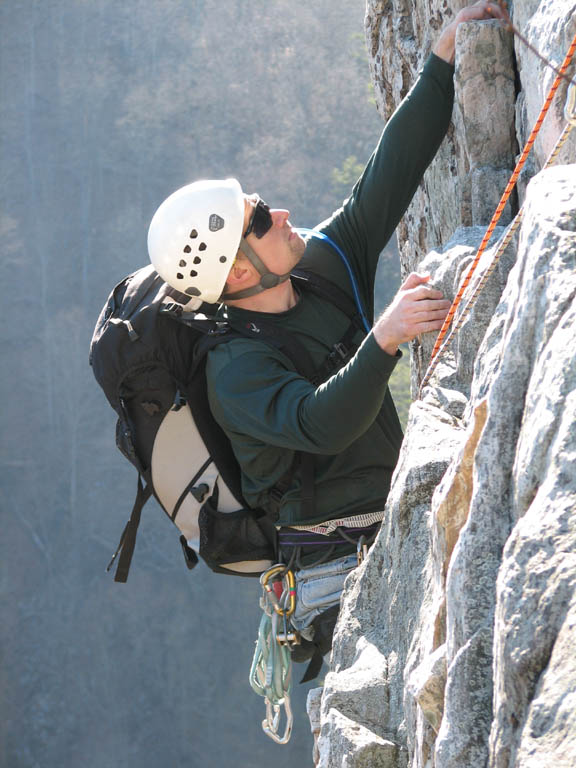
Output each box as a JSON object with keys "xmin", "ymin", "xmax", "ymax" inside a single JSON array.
[{"xmin": 0, "ymin": 2, "xmax": 406, "ymax": 767}]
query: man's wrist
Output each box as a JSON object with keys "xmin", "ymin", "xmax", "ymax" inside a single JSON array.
[
  {"xmin": 433, "ymin": 22, "xmax": 457, "ymax": 64},
  {"xmin": 381, "ymin": 341, "xmax": 399, "ymax": 357},
  {"xmin": 374, "ymin": 327, "xmax": 400, "ymax": 357}
]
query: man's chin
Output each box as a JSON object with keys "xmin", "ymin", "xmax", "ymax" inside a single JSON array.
[{"xmin": 291, "ymin": 234, "xmax": 306, "ymax": 261}]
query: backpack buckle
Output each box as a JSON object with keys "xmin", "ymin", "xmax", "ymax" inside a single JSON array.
[
  {"xmin": 269, "ymin": 486, "xmax": 284, "ymax": 504},
  {"xmin": 160, "ymin": 302, "xmax": 183, "ymax": 317},
  {"xmin": 191, "ymin": 483, "xmax": 209, "ymax": 503},
  {"xmin": 171, "ymin": 389, "xmax": 187, "ymax": 411},
  {"xmin": 332, "ymin": 342, "xmax": 351, "ymax": 362},
  {"xmin": 180, "ymin": 535, "xmax": 199, "ymax": 570},
  {"xmin": 209, "ymin": 322, "xmax": 229, "ymax": 336}
]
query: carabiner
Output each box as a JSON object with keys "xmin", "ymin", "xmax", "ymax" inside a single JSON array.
[
  {"xmin": 564, "ymin": 82, "xmax": 576, "ymax": 126},
  {"xmin": 260, "ymin": 564, "xmax": 297, "ymax": 617},
  {"xmin": 357, "ymin": 535, "xmax": 369, "ymax": 565},
  {"xmin": 263, "ymin": 696, "xmax": 294, "ymax": 745}
]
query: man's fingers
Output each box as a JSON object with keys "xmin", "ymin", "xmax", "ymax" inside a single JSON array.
[
  {"xmin": 401, "ymin": 272, "xmax": 431, "ymax": 290},
  {"xmin": 413, "ymin": 318, "xmax": 447, "ymax": 335},
  {"xmin": 375, "ymin": 274, "xmax": 451, "ymax": 349},
  {"xmin": 466, "ymin": 0, "xmax": 506, "ymax": 22},
  {"xmin": 408, "ymin": 285, "xmax": 447, "ymax": 301},
  {"xmin": 405, "ymin": 307, "xmax": 449, "ymax": 333},
  {"xmin": 412, "ymin": 307, "xmax": 451, "ymax": 321},
  {"xmin": 409, "ymin": 296, "xmax": 451, "ymax": 310}
]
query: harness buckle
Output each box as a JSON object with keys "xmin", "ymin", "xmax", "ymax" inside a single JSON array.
[{"xmin": 276, "ymin": 631, "xmax": 301, "ymax": 647}]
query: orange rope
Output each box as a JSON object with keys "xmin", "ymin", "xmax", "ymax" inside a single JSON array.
[
  {"xmin": 420, "ymin": 111, "xmax": 575, "ymax": 395},
  {"xmin": 425, "ymin": 30, "xmax": 576, "ymax": 377}
]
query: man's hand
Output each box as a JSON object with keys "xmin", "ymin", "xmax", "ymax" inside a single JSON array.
[
  {"xmin": 373, "ymin": 273, "xmax": 451, "ymax": 356},
  {"xmin": 433, "ymin": 0, "xmax": 507, "ymax": 65}
]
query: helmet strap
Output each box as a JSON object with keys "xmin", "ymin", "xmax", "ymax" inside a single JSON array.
[{"xmin": 221, "ymin": 237, "xmax": 291, "ymax": 301}]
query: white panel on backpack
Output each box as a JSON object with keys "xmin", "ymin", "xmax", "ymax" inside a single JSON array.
[{"xmin": 151, "ymin": 404, "xmax": 240, "ymax": 543}]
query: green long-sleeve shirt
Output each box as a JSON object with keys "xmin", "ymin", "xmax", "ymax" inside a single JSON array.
[{"xmin": 206, "ymin": 54, "xmax": 454, "ymax": 527}]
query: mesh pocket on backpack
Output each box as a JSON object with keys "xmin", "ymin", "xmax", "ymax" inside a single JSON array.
[{"xmin": 198, "ymin": 495, "xmax": 277, "ymax": 576}]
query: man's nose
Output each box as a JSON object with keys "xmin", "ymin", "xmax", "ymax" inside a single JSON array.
[{"xmin": 270, "ymin": 209, "xmax": 290, "ymax": 227}]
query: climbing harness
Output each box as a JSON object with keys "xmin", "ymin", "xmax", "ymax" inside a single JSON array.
[
  {"xmin": 277, "ymin": 522, "xmax": 380, "ymax": 570},
  {"xmin": 419, "ymin": 30, "xmax": 576, "ymax": 395},
  {"xmin": 249, "ymin": 565, "xmax": 299, "ymax": 744}
]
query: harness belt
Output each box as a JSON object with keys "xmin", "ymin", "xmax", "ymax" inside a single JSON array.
[{"xmin": 278, "ymin": 522, "xmax": 380, "ymax": 570}]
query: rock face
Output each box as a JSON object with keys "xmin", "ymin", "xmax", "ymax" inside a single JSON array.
[{"xmin": 317, "ymin": 4, "xmax": 576, "ymax": 767}]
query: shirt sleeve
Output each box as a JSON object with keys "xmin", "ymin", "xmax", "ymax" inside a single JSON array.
[
  {"xmin": 315, "ymin": 53, "xmax": 455, "ymax": 316},
  {"xmin": 207, "ymin": 333, "xmax": 401, "ymax": 455}
]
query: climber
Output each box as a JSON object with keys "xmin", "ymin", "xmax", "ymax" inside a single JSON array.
[{"xmin": 148, "ymin": 0, "xmax": 506, "ymax": 668}]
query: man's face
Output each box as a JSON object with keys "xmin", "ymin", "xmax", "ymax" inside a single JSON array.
[{"xmin": 240, "ymin": 193, "xmax": 306, "ymax": 275}]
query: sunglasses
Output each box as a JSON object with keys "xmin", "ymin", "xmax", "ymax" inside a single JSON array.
[{"xmin": 243, "ymin": 197, "xmax": 273, "ymax": 239}]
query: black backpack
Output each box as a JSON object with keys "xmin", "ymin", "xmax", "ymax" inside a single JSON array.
[{"xmin": 89, "ymin": 264, "xmax": 364, "ymax": 582}]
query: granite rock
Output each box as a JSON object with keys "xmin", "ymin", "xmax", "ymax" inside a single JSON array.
[
  {"xmin": 318, "ymin": 162, "xmax": 576, "ymax": 768},
  {"xmin": 317, "ymin": 2, "xmax": 576, "ymax": 764}
]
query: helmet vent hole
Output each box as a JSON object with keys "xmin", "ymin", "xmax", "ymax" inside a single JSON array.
[
  {"xmin": 193, "ymin": 256, "xmax": 202, "ymax": 264},
  {"xmin": 190, "ymin": 270, "xmax": 198, "ymax": 277},
  {"xmin": 176, "ymin": 272, "xmax": 184, "ymax": 280},
  {"xmin": 183, "ymin": 245, "xmax": 191, "ymax": 254},
  {"xmin": 199, "ymin": 242, "xmax": 207, "ymax": 251},
  {"xmin": 179, "ymin": 259, "xmax": 187, "ymax": 267},
  {"xmin": 190, "ymin": 230, "xmax": 198, "ymax": 239},
  {"xmin": 219, "ymin": 256, "xmax": 227, "ymax": 263}
]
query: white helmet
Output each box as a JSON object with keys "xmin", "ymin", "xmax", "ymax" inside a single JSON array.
[
  {"xmin": 148, "ymin": 178, "xmax": 244, "ymax": 304},
  {"xmin": 148, "ymin": 178, "xmax": 292, "ymax": 304}
]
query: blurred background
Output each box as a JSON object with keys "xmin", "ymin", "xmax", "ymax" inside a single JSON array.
[{"xmin": 0, "ymin": 2, "xmax": 406, "ymax": 766}]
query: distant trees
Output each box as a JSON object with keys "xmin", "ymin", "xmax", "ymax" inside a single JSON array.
[
  {"xmin": 114, "ymin": 0, "xmax": 383, "ymax": 225},
  {"xmin": 113, "ymin": 0, "xmax": 409, "ymax": 412}
]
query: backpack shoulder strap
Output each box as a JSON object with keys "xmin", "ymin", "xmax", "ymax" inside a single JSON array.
[
  {"xmin": 190, "ymin": 272, "xmax": 366, "ymax": 526},
  {"xmin": 193, "ymin": 322, "xmax": 321, "ymax": 521},
  {"xmin": 193, "ymin": 315, "xmax": 319, "ymax": 382},
  {"xmin": 290, "ymin": 268, "xmax": 364, "ymax": 328}
]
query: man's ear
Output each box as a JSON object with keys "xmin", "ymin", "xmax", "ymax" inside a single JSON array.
[{"xmin": 224, "ymin": 253, "xmax": 254, "ymax": 290}]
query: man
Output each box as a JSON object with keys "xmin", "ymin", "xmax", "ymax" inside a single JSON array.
[{"xmin": 148, "ymin": 1, "xmax": 503, "ymax": 657}]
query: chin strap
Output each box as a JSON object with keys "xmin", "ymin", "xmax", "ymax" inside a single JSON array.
[{"xmin": 221, "ymin": 237, "xmax": 291, "ymax": 300}]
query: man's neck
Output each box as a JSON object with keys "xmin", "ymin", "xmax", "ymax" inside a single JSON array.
[{"xmin": 224, "ymin": 279, "xmax": 299, "ymax": 314}]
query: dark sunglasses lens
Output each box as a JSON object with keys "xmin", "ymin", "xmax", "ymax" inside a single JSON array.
[{"xmin": 251, "ymin": 201, "xmax": 272, "ymax": 238}]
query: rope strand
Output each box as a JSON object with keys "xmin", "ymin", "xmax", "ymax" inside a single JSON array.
[
  {"xmin": 422, "ymin": 115, "xmax": 576, "ymax": 389},
  {"xmin": 419, "ymin": 28, "xmax": 576, "ymax": 395},
  {"xmin": 497, "ymin": 0, "xmax": 576, "ymax": 88}
]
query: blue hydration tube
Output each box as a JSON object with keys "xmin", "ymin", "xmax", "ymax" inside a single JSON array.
[{"xmin": 296, "ymin": 228, "xmax": 371, "ymax": 334}]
